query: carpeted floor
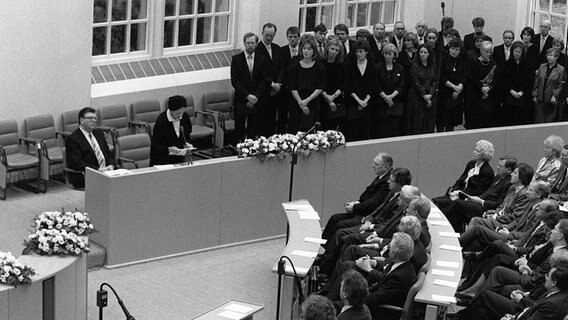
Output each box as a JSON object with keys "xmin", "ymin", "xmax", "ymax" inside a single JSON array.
[{"xmin": 1, "ymin": 181, "xmax": 286, "ymax": 320}]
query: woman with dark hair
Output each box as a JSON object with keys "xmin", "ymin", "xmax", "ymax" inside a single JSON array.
[
  {"xmin": 376, "ymin": 43, "xmax": 405, "ymax": 137},
  {"xmin": 320, "ymin": 36, "xmax": 346, "ymax": 131},
  {"xmin": 501, "ymin": 41, "xmax": 533, "ymax": 126},
  {"xmin": 424, "ymin": 28, "xmax": 443, "ymax": 69},
  {"xmin": 521, "ymin": 26, "xmax": 538, "ymax": 71},
  {"xmin": 533, "ymin": 48, "xmax": 565, "ymax": 123},
  {"xmin": 437, "ymin": 37, "xmax": 467, "ymax": 132},
  {"xmin": 344, "ymin": 38, "xmax": 377, "ymax": 141},
  {"xmin": 288, "ymin": 34, "xmax": 326, "ymax": 133},
  {"xmin": 406, "ymin": 43, "xmax": 438, "ymax": 134}
]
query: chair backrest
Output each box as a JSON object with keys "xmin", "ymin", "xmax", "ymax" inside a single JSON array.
[
  {"xmin": 401, "ymin": 272, "xmax": 426, "ymax": 320},
  {"xmin": 61, "ymin": 110, "xmax": 79, "ymax": 134},
  {"xmin": 24, "ymin": 114, "xmax": 57, "ymax": 149},
  {"xmin": 97, "ymin": 104, "xmax": 130, "ymax": 137},
  {"xmin": 131, "ymin": 99, "xmax": 161, "ymax": 124},
  {"xmin": 419, "ymin": 253, "xmax": 431, "ymax": 274},
  {"xmin": 425, "ymin": 239, "xmax": 432, "ymax": 254},
  {"xmin": 0, "ymin": 119, "xmax": 21, "ymax": 155},
  {"xmin": 185, "ymin": 95, "xmax": 197, "ymax": 125},
  {"xmin": 117, "ymin": 133, "xmax": 151, "ymax": 168},
  {"xmin": 203, "ymin": 91, "xmax": 233, "ymax": 125}
]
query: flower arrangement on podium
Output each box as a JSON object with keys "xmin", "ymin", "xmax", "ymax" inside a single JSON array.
[
  {"xmin": 22, "ymin": 210, "xmax": 95, "ymax": 256},
  {"xmin": 0, "ymin": 251, "xmax": 36, "ymax": 287},
  {"xmin": 236, "ymin": 130, "xmax": 345, "ymax": 160}
]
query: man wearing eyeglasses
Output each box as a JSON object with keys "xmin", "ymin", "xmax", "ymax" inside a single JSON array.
[{"xmin": 65, "ymin": 107, "xmax": 116, "ymax": 189}]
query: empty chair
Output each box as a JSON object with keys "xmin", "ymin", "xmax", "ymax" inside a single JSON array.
[
  {"xmin": 185, "ymin": 95, "xmax": 216, "ymax": 157},
  {"xmin": 0, "ymin": 119, "xmax": 45, "ymax": 200},
  {"xmin": 117, "ymin": 133, "xmax": 151, "ymax": 169},
  {"xmin": 59, "ymin": 110, "xmax": 80, "ymax": 139},
  {"xmin": 23, "ymin": 114, "xmax": 64, "ymax": 183},
  {"xmin": 203, "ymin": 91, "xmax": 236, "ymax": 153},
  {"xmin": 97, "ymin": 104, "xmax": 130, "ymax": 137},
  {"xmin": 131, "ymin": 99, "xmax": 162, "ymax": 136}
]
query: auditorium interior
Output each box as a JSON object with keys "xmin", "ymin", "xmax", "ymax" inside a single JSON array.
[{"xmin": 2, "ymin": 0, "xmax": 568, "ymax": 320}]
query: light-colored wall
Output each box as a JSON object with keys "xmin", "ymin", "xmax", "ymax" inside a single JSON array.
[{"xmin": 0, "ymin": 0, "xmax": 92, "ymax": 129}]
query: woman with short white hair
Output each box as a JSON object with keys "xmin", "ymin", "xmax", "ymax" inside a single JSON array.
[{"xmin": 534, "ymin": 134, "xmax": 564, "ymax": 186}]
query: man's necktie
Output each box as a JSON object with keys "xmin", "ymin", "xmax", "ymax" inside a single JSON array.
[
  {"xmin": 292, "ymin": 48, "xmax": 297, "ymax": 56},
  {"xmin": 89, "ymin": 133, "xmax": 105, "ymax": 169},
  {"xmin": 247, "ymin": 55, "xmax": 253, "ymax": 76}
]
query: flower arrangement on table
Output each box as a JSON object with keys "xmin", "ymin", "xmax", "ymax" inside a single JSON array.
[
  {"xmin": 236, "ymin": 130, "xmax": 346, "ymax": 160},
  {"xmin": 0, "ymin": 251, "xmax": 36, "ymax": 287},
  {"xmin": 22, "ymin": 210, "xmax": 95, "ymax": 256}
]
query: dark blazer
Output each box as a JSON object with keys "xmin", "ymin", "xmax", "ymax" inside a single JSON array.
[
  {"xmin": 345, "ymin": 58, "xmax": 378, "ymax": 119},
  {"xmin": 352, "ymin": 169, "xmax": 392, "ymax": 217},
  {"xmin": 366, "ymin": 260, "xmax": 416, "ymax": 320},
  {"xmin": 337, "ymin": 305, "xmax": 372, "ymax": 320},
  {"xmin": 451, "ymin": 160, "xmax": 495, "ymax": 197},
  {"xmin": 492, "ymin": 44, "xmax": 511, "ymax": 67},
  {"xmin": 516, "ymin": 290, "xmax": 568, "ymax": 320},
  {"xmin": 463, "ymin": 33, "xmax": 492, "ymax": 52},
  {"xmin": 532, "ymin": 34, "xmax": 554, "ymax": 65},
  {"xmin": 533, "ymin": 62, "xmax": 565, "ymax": 103},
  {"xmin": 368, "ymin": 37, "xmax": 382, "ymax": 64},
  {"xmin": 370, "ymin": 191, "xmax": 400, "ymax": 224},
  {"xmin": 255, "ymin": 41, "xmax": 284, "ymax": 84},
  {"xmin": 515, "ymin": 223, "xmax": 549, "ymax": 254},
  {"xmin": 480, "ymin": 174, "xmax": 512, "ymax": 210},
  {"xmin": 149, "ymin": 111, "xmax": 192, "ymax": 166},
  {"xmin": 376, "ymin": 62, "xmax": 405, "ymax": 116},
  {"xmin": 65, "ymin": 128, "xmax": 116, "ymax": 189},
  {"xmin": 343, "ymin": 39, "xmax": 357, "ymax": 63},
  {"xmin": 230, "ymin": 52, "xmax": 271, "ymax": 108},
  {"xmin": 550, "ymin": 165, "xmax": 568, "ymax": 201}
]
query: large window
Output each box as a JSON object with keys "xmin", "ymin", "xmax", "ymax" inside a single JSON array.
[
  {"xmin": 532, "ymin": 0, "xmax": 567, "ymax": 41},
  {"xmin": 298, "ymin": 0, "xmax": 399, "ymax": 33},
  {"xmin": 93, "ymin": 0, "xmax": 149, "ymax": 57},
  {"xmin": 93, "ymin": 0, "xmax": 233, "ymax": 61}
]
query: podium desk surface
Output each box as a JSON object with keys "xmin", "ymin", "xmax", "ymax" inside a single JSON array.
[
  {"xmin": 272, "ymin": 200, "xmax": 322, "ymax": 277},
  {"xmin": 191, "ymin": 299, "xmax": 264, "ymax": 320}
]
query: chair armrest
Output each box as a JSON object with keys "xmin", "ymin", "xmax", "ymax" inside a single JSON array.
[
  {"xmin": 129, "ymin": 120, "xmax": 151, "ymax": 135},
  {"xmin": 19, "ymin": 137, "xmax": 41, "ymax": 146},
  {"xmin": 118, "ymin": 157, "xmax": 138, "ymax": 168},
  {"xmin": 56, "ymin": 131, "xmax": 72, "ymax": 140},
  {"xmin": 64, "ymin": 167, "xmax": 84, "ymax": 175},
  {"xmin": 195, "ymin": 111, "xmax": 216, "ymax": 133},
  {"xmin": 0, "ymin": 146, "xmax": 7, "ymax": 166},
  {"xmin": 205, "ymin": 109, "xmax": 226, "ymax": 131},
  {"xmin": 95, "ymin": 126, "xmax": 118, "ymax": 146}
]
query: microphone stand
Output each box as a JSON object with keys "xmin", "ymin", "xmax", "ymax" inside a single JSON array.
[
  {"xmin": 441, "ymin": 1, "xmax": 445, "ymax": 17},
  {"xmin": 97, "ymin": 282, "xmax": 136, "ymax": 320},
  {"xmin": 180, "ymin": 125, "xmax": 193, "ymax": 165},
  {"xmin": 275, "ymin": 255, "xmax": 304, "ymax": 320},
  {"xmin": 287, "ymin": 122, "xmax": 321, "ymax": 243}
]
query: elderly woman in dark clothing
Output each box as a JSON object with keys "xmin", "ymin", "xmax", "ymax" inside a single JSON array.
[
  {"xmin": 344, "ymin": 39, "xmax": 377, "ymax": 141},
  {"xmin": 467, "ymin": 41, "xmax": 499, "ymax": 129},
  {"xmin": 501, "ymin": 41, "xmax": 533, "ymax": 126},
  {"xmin": 406, "ymin": 43, "xmax": 438, "ymax": 135},
  {"xmin": 437, "ymin": 37, "xmax": 467, "ymax": 132},
  {"xmin": 375, "ymin": 43, "xmax": 405, "ymax": 138}
]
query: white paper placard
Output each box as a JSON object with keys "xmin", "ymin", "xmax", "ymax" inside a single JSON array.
[
  {"xmin": 430, "ymin": 220, "xmax": 451, "ymax": 226},
  {"xmin": 431, "ymin": 269, "xmax": 455, "ymax": 277},
  {"xmin": 298, "ymin": 211, "xmax": 320, "ymax": 220},
  {"xmin": 437, "ymin": 260, "xmax": 460, "ymax": 268},
  {"xmin": 305, "ymin": 237, "xmax": 327, "ymax": 244},
  {"xmin": 218, "ymin": 310, "xmax": 247, "ymax": 319},
  {"xmin": 291, "ymin": 250, "xmax": 318, "ymax": 258},
  {"xmin": 285, "ymin": 204, "xmax": 314, "ymax": 211},
  {"xmin": 224, "ymin": 303, "xmax": 253, "ymax": 314},
  {"xmin": 432, "ymin": 294, "xmax": 457, "ymax": 303},
  {"xmin": 433, "ymin": 279, "xmax": 459, "ymax": 288},
  {"xmin": 440, "ymin": 244, "xmax": 462, "ymax": 252},
  {"xmin": 285, "ymin": 266, "xmax": 310, "ymax": 274},
  {"xmin": 429, "ymin": 212, "xmax": 442, "ymax": 218},
  {"xmin": 439, "ymin": 231, "xmax": 460, "ymax": 238}
]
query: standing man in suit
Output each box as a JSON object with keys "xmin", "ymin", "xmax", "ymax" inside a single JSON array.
[
  {"xmin": 390, "ymin": 21, "xmax": 406, "ymax": 53},
  {"xmin": 369, "ymin": 22, "xmax": 385, "ymax": 62},
  {"xmin": 494, "ymin": 30, "xmax": 515, "ymax": 67},
  {"xmin": 314, "ymin": 23, "xmax": 328, "ymax": 57},
  {"xmin": 443, "ymin": 157, "xmax": 516, "ymax": 232},
  {"xmin": 533, "ymin": 19, "xmax": 554, "ymax": 67},
  {"xmin": 415, "ymin": 21, "xmax": 428, "ymax": 45},
  {"xmin": 464, "ymin": 17, "xmax": 492, "ymax": 52},
  {"xmin": 334, "ymin": 24, "xmax": 355, "ymax": 61},
  {"xmin": 278, "ymin": 26, "xmax": 300, "ymax": 133},
  {"xmin": 65, "ymin": 107, "xmax": 116, "ymax": 189},
  {"xmin": 230, "ymin": 32, "xmax": 271, "ymax": 141},
  {"xmin": 255, "ymin": 23, "xmax": 284, "ymax": 137},
  {"xmin": 437, "ymin": 17, "xmax": 454, "ymax": 48}
]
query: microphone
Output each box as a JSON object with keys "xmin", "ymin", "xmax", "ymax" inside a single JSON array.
[
  {"xmin": 118, "ymin": 297, "xmax": 136, "ymax": 320},
  {"xmin": 179, "ymin": 125, "xmax": 187, "ymax": 145},
  {"xmin": 297, "ymin": 122, "xmax": 321, "ymax": 144},
  {"xmin": 98, "ymin": 283, "xmax": 136, "ymax": 320}
]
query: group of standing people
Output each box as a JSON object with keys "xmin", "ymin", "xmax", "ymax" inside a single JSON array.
[{"xmin": 231, "ymin": 17, "xmax": 568, "ymax": 143}]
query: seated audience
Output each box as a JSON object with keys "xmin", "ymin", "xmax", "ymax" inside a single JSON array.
[
  {"xmin": 149, "ymin": 95, "xmax": 193, "ymax": 166},
  {"xmin": 443, "ymin": 156, "xmax": 515, "ymax": 232},
  {"xmin": 65, "ymin": 107, "xmax": 116, "ymax": 189},
  {"xmin": 433, "ymin": 140, "xmax": 495, "ymax": 213},
  {"xmin": 549, "ymin": 145, "xmax": 568, "ymax": 202},
  {"xmin": 534, "ymin": 134, "xmax": 564, "ymax": 186},
  {"xmin": 336, "ymin": 270, "xmax": 371, "ymax": 320},
  {"xmin": 301, "ymin": 295, "xmax": 337, "ymax": 320}
]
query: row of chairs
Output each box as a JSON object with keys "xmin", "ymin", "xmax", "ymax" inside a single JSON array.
[{"xmin": 0, "ymin": 91, "xmax": 236, "ymax": 199}]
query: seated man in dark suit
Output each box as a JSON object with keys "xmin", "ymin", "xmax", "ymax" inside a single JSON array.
[
  {"xmin": 549, "ymin": 145, "xmax": 568, "ymax": 202},
  {"xmin": 149, "ymin": 95, "xmax": 193, "ymax": 166},
  {"xmin": 321, "ymin": 152, "xmax": 393, "ymax": 242},
  {"xmin": 443, "ymin": 156, "xmax": 515, "ymax": 232},
  {"xmin": 364, "ymin": 232, "xmax": 416, "ymax": 320},
  {"xmin": 65, "ymin": 107, "xmax": 116, "ymax": 189},
  {"xmin": 336, "ymin": 270, "xmax": 371, "ymax": 320}
]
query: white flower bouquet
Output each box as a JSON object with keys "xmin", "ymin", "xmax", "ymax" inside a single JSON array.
[
  {"xmin": 0, "ymin": 251, "xmax": 36, "ymax": 287},
  {"xmin": 23, "ymin": 229, "xmax": 90, "ymax": 256},
  {"xmin": 33, "ymin": 210, "xmax": 96, "ymax": 236},
  {"xmin": 236, "ymin": 130, "xmax": 345, "ymax": 160}
]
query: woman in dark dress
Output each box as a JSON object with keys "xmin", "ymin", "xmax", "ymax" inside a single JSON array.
[
  {"xmin": 425, "ymin": 28, "xmax": 443, "ymax": 70},
  {"xmin": 344, "ymin": 39, "xmax": 377, "ymax": 141},
  {"xmin": 501, "ymin": 41, "xmax": 533, "ymax": 126},
  {"xmin": 288, "ymin": 34, "xmax": 326, "ymax": 133},
  {"xmin": 521, "ymin": 26, "xmax": 538, "ymax": 71},
  {"xmin": 467, "ymin": 41, "xmax": 499, "ymax": 129},
  {"xmin": 320, "ymin": 36, "xmax": 346, "ymax": 131},
  {"xmin": 376, "ymin": 43, "xmax": 405, "ymax": 138},
  {"xmin": 406, "ymin": 43, "xmax": 438, "ymax": 135},
  {"xmin": 437, "ymin": 38, "xmax": 467, "ymax": 132}
]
